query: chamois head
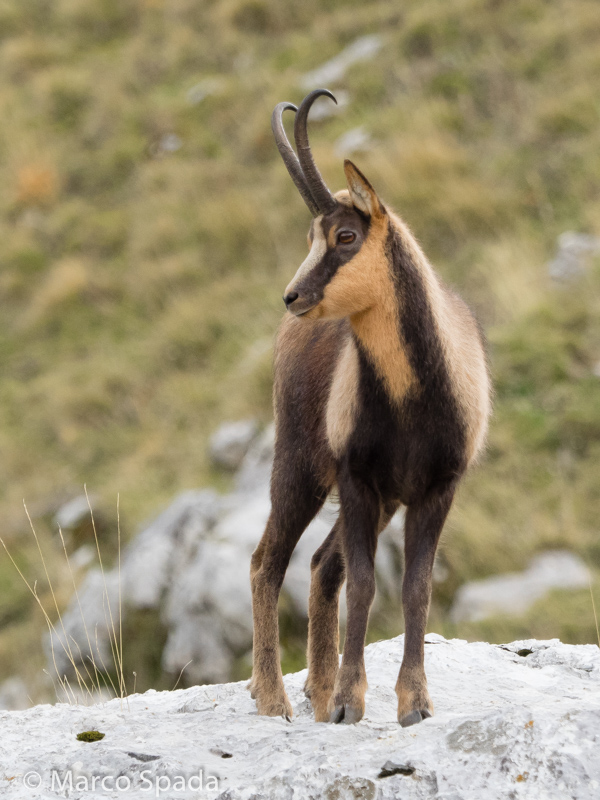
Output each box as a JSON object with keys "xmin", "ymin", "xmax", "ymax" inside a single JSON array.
[{"xmin": 272, "ymin": 89, "xmax": 389, "ymax": 321}]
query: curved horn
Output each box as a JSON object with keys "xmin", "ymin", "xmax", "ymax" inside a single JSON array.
[
  {"xmin": 271, "ymin": 101, "xmax": 319, "ymax": 216},
  {"xmin": 294, "ymin": 89, "xmax": 337, "ymax": 215}
]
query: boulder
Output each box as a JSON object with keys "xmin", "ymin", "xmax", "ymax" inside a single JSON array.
[
  {"xmin": 547, "ymin": 231, "xmax": 600, "ymax": 281},
  {"xmin": 450, "ymin": 550, "xmax": 590, "ymax": 623},
  {"xmin": 49, "ymin": 422, "xmax": 405, "ymax": 687},
  {"xmin": 10, "ymin": 635, "xmax": 600, "ymax": 799},
  {"xmin": 0, "ymin": 676, "xmax": 29, "ymax": 711},
  {"xmin": 209, "ymin": 420, "xmax": 259, "ymax": 471},
  {"xmin": 300, "ymin": 35, "xmax": 382, "ymax": 89}
]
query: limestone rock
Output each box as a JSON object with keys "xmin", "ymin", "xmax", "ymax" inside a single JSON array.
[
  {"xmin": 0, "ymin": 676, "xmax": 29, "ymax": 711},
  {"xmin": 450, "ymin": 550, "xmax": 590, "ymax": 623},
  {"xmin": 10, "ymin": 635, "xmax": 600, "ymax": 799},
  {"xmin": 547, "ymin": 231, "xmax": 600, "ymax": 281},
  {"xmin": 209, "ymin": 420, "xmax": 259, "ymax": 471},
  {"xmin": 300, "ymin": 35, "xmax": 383, "ymax": 90},
  {"xmin": 334, "ymin": 125, "xmax": 373, "ymax": 157}
]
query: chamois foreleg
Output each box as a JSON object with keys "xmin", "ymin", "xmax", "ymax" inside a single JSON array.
[
  {"xmin": 305, "ymin": 521, "xmax": 345, "ymax": 721},
  {"xmin": 250, "ymin": 464, "xmax": 326, "ymax": 719},
  {"xmin": 328, "ymin": 472, "xmax": 380, "ymax": 724},
  {"xmin": 396, "ymin": 480, "xmax": 456, "ymax": 727}
]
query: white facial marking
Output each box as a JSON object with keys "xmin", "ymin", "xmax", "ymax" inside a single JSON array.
[{"xmin": 284, "ymin": 217, "xmax": 327, "ymax": 296}]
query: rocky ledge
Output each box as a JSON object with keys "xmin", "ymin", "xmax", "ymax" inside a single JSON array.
[{"xmin": 3, "ymin": 634, "xmax": 600, "ymax": 799}]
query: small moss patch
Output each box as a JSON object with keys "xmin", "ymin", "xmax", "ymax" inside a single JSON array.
[{"xmin": 76, "ymin": 730, "xmax": 105, "ymax": 742}]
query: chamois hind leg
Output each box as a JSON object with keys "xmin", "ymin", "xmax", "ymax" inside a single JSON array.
[
  {"xmin": 305, "ymin": 520, "xmax": 345, "ymax": 722},
  {"xmin": 249, "ymin": 462, "xmax": 327, "ymax": 720},
  {"xmin": 396, "ymin": 480, "xmax": 456, "ymax": 727},
  {"xmin": 328, "ymin": 470, "xmax": 381, "ymax": 724}
]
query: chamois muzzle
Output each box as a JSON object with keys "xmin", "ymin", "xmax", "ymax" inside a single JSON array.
[
  {"xmin": 271, "ymin": 89, "xmax": 338, "ymax": 217},
  {"xmin": 283, "ymin": 291, "xmax": 299, "ymax": 307}
]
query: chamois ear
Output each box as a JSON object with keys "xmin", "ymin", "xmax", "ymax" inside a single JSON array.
[{"xmin": 344, "ymin": 160, "xmax": 384, "ymax": 219}]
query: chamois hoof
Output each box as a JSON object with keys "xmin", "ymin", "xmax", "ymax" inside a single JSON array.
[
  {"xmin": 255, "ymin": 693, "xmax": 293, "ymax": 722},
  {"xmin": 398, "ymin": 708, "xmax": 432, "ymax": 728},
  {"xmin": 329, "ymin": 704, "xmax": 364, "ymax": 725}
]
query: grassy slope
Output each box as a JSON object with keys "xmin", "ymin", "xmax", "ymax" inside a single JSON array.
[{"xmin": 0, "ymin": 0, "xmax": 599, "ymax": 694}]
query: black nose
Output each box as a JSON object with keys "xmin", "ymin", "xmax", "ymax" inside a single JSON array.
[{"xmin": 283, "ymin": 291, "xmax": 299, "ymax": 307}]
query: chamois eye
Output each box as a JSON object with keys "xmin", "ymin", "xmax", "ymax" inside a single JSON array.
[{"xmin": 338, "ymin": 231, "xmax": 356, "ymax": 245}]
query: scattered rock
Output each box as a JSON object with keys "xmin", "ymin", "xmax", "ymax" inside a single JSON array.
[
  {"xmin": 149, "ymin": 133, "xmax": 183, "ymax": 158},
  {"xmin": 0, "ymin": 676, "xmax": 29, "ymax": 710},
  {"xmin": 123, "ymin": 489, "xmax": 220, "ymax": 609},
  {"xmin": 450, "ymin": 550, "xmax": 590, "ymax": 623},
  {"xmin": 300, "ymin": 35, "xmax": 383, "ymax": 90},
  {"xmin": 45, "ymin": 568, "xmax": 121, "ymax": 678},
  {"xmin": 11, "ymin": 636, "xmax": 600, "ymax": 800},
  {"xmin": 159, "ymin": 133, "xmax": 182, "ymax": 153},
  {"xmin": 308, "ymin": 89, "xmax": 349, "ymax": 121},
  {"xmin": 334, "ymin": 125, "xmax": 372, "ymax": 157},
  {"xmin": 209, "ymin": 419, "xmax": 259, "ymax": 471},
  {"xmin": 234, "ymin": 422, "xmax": 275, "ymax": 492},
  {"xmin": 547, "ymin": 231, "xmax": 600, "ymax": 281},
  {"xmin": 54, "ymin": 494, "xmax": 96, "ymax": 532},
  {"xmin": 127, "ymin": 752, "xmax": 161, "ymax": 762},
  {"xmin": 186, "ymin": 77, "xmax": 225, "ymax": 105},
  {"xmin": 49, "ymin": 422, "xmax": 405, "ymax": 687},
  {"xmin": 378, "ymin": 760, "xmax": 415, "ymax": 778},
  {"xmin": 69, "ymin": 544, "xmax": 95, "ymax": 571},
  {"xmin": 53, "ymin": 494, "xmax": 104, "ymax": 548}
]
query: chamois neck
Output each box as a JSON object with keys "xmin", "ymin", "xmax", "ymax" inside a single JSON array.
[
  {"xmin": 349, "ymin": 214, "xmax": 452, "ymax": 405},
  {"xmin": 349, "ymin": 278, "xmax": 415, "ymax": 406}
]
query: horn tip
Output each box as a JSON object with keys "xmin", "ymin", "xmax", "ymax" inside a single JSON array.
[{"xmin": 310, "ymin": 88, "xmax": 337, "ymax": 105}]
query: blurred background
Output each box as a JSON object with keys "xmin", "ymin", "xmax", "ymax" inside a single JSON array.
[{"xmin": 0, "ymin": 0, "xmax": 599, "ymax": 708}]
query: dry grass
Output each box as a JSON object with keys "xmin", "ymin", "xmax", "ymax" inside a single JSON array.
[{"xmin": 0, "ymin": 497, "xmax": 128, "ymax": 706}]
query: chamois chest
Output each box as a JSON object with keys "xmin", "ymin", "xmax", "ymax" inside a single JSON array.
[{"xmin": 325, "ymin": 336, "xmax": 360, "ymax": 458}]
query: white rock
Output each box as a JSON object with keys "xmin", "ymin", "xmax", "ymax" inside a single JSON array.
[
  {"xmin": 547, "ymin": 231, "xmax": 600, "ymax": 281},
  {"xmin": 45, "ymin": 568, "xmax": 121, "ymax": 677},
  {"xmin": 161, "ymin": 610, "xmax": 232, "ymax": 685},
  {"xmin": 0, "ymin": 676, "xmax": 29, "ymax": 710},
  {"xmin": 49, "ymin": 491, "xmax": 220, "ymax": 678},
  {"xmin": 123, "ymin": 489, "xmax": 220, "ymax": 609},
  {"xmin": 8, "ymin": 635, "xmax": 600, "ymax": 799},
  {"xmin": 54, "ymin": 494, "xmax": 97, "ymax": 532},
  {"xmin": 300, "ymin": 35, "xmax": 383, "ymax": 90},
  {"xmin": 69, "ymin": 545, "xmax": 95, "ymax": 571},
  {"xmin": 234, "ymin": 423, "xmax": 275, "ymax": 493},
  {"xmin": 307, "ymin": 89, "xmax": 350, "ymax": 121},
  {"xmin": 159, "ymin": 133, "xmax": 182, "ymax": 153},
  {"xmin": 450, "ymin": 550, "xmax": 590, "ymax": 623},
  {"xmin": 51, "ymin": 439, "xmax": 408, "ymax": 687},
  {"xmin": 209, "ymin": 420, "xmax": 259, "ymax": 471},
  {"xmin": 334, "ymin": 125, "xmax": 372, "ymax": 157},
  {"xmin": 186, "ymin": 77, "xmax": 225, "ymax": 105}
]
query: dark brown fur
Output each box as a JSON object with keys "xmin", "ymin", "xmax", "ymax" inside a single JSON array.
[{"xmin": 249, "ymin": 160, "xmax": 490, "ymax": 726}]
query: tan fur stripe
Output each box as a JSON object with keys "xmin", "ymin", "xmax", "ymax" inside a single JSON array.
[
  {"xmin": 388, "ymin": 211, "xmax": 491, "ymax": 462},
  {"xmin": 318, "ymin": 196, "xmax": 415, "ymax": 405},
  {"xmin": 326, "ymin": 335, "xmax": 360, "ymax": 456}
]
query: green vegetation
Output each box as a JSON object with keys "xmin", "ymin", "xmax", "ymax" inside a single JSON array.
[
  {"xmin": 0, "ymin": 0, "xmax": 599, "ymax": 695},
  {"xmin": 76, "ymin": 730, "xmax": 105, "ymax": 742}
]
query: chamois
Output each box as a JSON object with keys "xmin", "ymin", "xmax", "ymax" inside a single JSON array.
[{"xmin": 249, "ymin": 89, "xmax": 491, "ymax": 727}]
